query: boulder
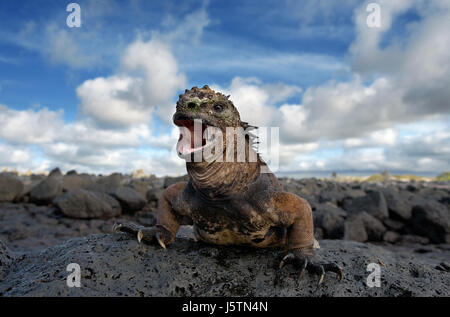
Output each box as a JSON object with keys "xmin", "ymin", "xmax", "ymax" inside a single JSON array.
[
  {"xmin": 383, "ymin": 219, "xmax": 405, "ymax": 232},
  {"xmin": 29, "ymin": 174, "xmax": 63, "ymax": 205},
  {"xmin": 313, "ymin": 204, "xmax": 346, "ymax": 239},
  {"xmin": 146, "ymin": 187, "xmax": 164, "ymax": 203},
  {"xmin": 96, "ymin": 173, "xmax": 124, "ymax": 189},
  {"xmin": 48, "ymin": 168, "xmax": 62, "ymax": 178},
  {"xmin": 410, "ymin": 202, "xmax": 450, "ymax": 243},
  {"xmin": 381, "ymin": 188, "xmax": 412, "ymax": 220},
  {"xmin": 2, "ymin": 235, "xmax": 449, "ymax": 296},
  {"xmin": 54, "ymin": 189, "xmax": 121, "ymax": 219},
  {"xmin": 343, "ymin": 215, "xmax": 368, "ymax": 242},
  {"xmin": 126, "ymin": 180, "xmax": 149, "ymax": 198},
  {"xmin": 359, "ymin": 212, "xmax": 386, "ymax": 241},
  {"xmin": 0, "ymin": 175, "xmax": 24, "ymax": 202},
  {"xmin": 342, "ymin": 190, "xmax": 389, "ymax": 220},
  {"xmin": 111, "ymin": 187, "xmax": 146, "ymax": 213},
  {"xmin": 383, "ymin": 231, "xmax": 400, "ymax": 243},
  {"xmin": 62, "ymin": 174, "xmax": 92, "ymax": 192}
]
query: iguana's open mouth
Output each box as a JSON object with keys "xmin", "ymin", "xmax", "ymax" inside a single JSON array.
[{"xmin": 174, "ymin": 119, "xmax": 220, "ymax": 158}]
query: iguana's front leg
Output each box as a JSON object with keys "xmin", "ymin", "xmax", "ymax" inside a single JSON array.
[
  {"xmin": 113, "ymin": 182, "xmax": 187, "ymax": 249},
  {"xmin": 272, "ymin": 192, "xmax": 343, "ymax": 285}
]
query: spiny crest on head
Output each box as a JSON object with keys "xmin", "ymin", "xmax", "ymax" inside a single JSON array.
[{"xmin": 181, "ymin": 85, "xmax": 230, "ymax": 101}]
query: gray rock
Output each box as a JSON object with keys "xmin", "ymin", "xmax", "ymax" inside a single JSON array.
[
  {"xmin": 381, "ymin": 188, "xmax": 412, "ymax": 220},
  {"xmin": 318, "ymin": 190, "xmax": 346, "ymax": 205},
  {"xmin": 29, "ymin": 174, "xmax": 63, "ymax": 205},
  {"xmin": 48, "ymin": 168, "xmax": 62, "ymax": 178},
  {"xmin": 383, "ymin": 219, "xmax": 405, "ymax": 232},
  {"xmin": 342, "ymin": 190, "xmax": 389, "ymax": 220},
  {"xmin": 112, "ymin": 187, "xmax": 146, "ymax": 213},
  {"xmin": 62, "ymin": 174, "xmax": 92, "ymax": 192},
  {"xmin": 410, "ymin": 202, "xmax": 450, "ymax": 243},
  {"xmin": 1, "ymin": 234, "xmax": 449, "ymax": 296},
  {"xmin": 96, "ymin": 173, "xmax": 124, "ymax": 189},
  {"xmin": 126, "ymin": 180, "xmax": 149, "ymax": 198},
  {"xmin": 146, "ymin": 186, "xmax": 164, "ymax": 201},
  {"xmin": 313, "ymin": 204, "xmax": 346, "ymax": 239},
  {"xmin": 383, "ymin": 231, "xmax": 400, "ymax": 243},
  {"xmin": 54, "ymin": 189, "xmax": 121, "ymax": 219},
  {"xmin": 344, "ymin": 215, "xmax": 368, "ymax": 242},
  {"xmin": 398, "ymin": 235, "xmax": 430, "ymax": 245},
  {"xmin": 359, "ymin": 212, "xmax": 387, "ymax": 241},
  {"xmin": 0, "ymin": 175, "xmax": 24, "ymax": 202}
]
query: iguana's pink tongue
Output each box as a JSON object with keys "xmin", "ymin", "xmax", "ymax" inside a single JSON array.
[{"xmin": 177, "ymin": 125, "xmax": 204, "ymax": 156}]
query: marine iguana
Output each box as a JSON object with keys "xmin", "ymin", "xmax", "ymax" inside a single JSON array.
[{"xmin": 114, "ymin": 85, "xmax": 343, "ymax": 284}]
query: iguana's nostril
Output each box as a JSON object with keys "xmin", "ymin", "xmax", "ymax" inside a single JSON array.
[{"xmin": 187, "ymin": 102, "xmax": 196, "ymax": 109}]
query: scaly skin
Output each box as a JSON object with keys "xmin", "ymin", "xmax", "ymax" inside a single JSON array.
[{"xmin": 114, "ymin": 85, "xmax": 343, "ymax": 284}]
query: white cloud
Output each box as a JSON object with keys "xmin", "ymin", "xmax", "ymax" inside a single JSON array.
[
  {"xmin": 0, "ymin": 105, "xmax": 64, "ymax": 144},
  {"xmin": 44, "ymin": 23, "xmax": 99, "ymax": 69}
]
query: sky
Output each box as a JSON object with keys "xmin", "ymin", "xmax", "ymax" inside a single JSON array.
[{"xmin": 0, "ymin": 0, "xmax": 449, "ymax": 177}]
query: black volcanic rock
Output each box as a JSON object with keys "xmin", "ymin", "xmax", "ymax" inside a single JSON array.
[
  {"xmin": 1, "ymin": 234, "xmax": 449, "ymax": 296},
  {"xmin": 342, "ymin": 190, "xmax": 389, "ymax": 220},
  {"xmin": 410, "ymin": 201, "xmax": 450, "ymax": 244}
]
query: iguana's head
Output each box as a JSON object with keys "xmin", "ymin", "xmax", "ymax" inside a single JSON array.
[{"xmin": 173, "ymin": 85, "xmax": 242, "ymax": 158}]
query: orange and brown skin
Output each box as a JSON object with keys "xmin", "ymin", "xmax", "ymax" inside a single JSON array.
[{"xmin": 114, "ymin": 85, "xmax": 342, "ymax": 283}]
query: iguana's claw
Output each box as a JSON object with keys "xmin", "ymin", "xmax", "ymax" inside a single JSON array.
[
  {"xmin": 113, "ymin": 222, "xmax": 170, "ymax": 250},
  {"xmin": 112, "ymin": 222, "xmax": 122, "ymax": 233},
  {"xmin": 279, "ymin": 251, "xmax": 343, "ymax": 285}
]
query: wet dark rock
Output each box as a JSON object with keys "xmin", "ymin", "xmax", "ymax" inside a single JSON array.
[
  {"xmin": 54, "ymin": 189, "xmax": 121, "ymax": 219},
  {"xmin": 0, "ymin": 175, "xmax": 24, "ymax": 202},
  {"xmin": 1, "ymin": 235, "xmax": 449, "ymax": 296},
  {"xmin": 111, "ymin": 187, "xmax": 146, "ymax": 213}
]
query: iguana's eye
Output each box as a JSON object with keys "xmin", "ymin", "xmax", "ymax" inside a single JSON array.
[{"xmin": 213, "ymin": 103, "xmax": 225, "ymax": 112}]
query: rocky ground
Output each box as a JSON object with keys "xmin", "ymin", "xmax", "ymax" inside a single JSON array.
[{"xmin": 0, "ymin": 169, "xmax": 449, "ymax": 296}]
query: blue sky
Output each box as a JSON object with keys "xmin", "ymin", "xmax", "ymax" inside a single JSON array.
[{"xmin": 0, "ymin": 0, "xmax": 449, "ymax": 176}]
